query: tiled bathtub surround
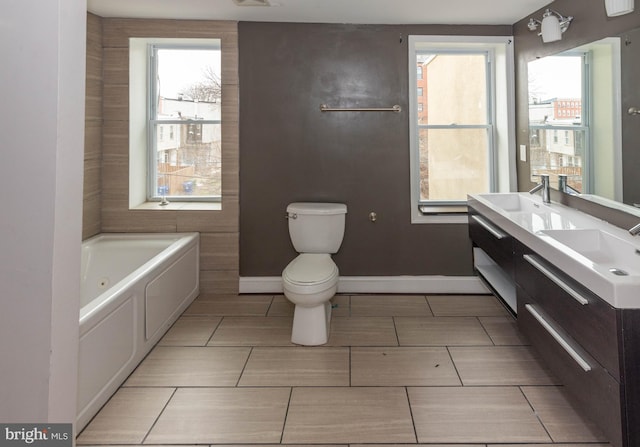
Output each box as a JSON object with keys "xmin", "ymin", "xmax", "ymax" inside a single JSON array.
[
  {"xmin": 84, "ymin": 15, "xmax": 240, "ymax": 293},
  {"xmin": 77, "ymin": 293, "xmax": 611, "ymax": 446}
]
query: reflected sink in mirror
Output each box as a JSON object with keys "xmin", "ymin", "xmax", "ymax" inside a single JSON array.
[{"xmin": 539, "ymin": 229, "xmax": 640, "ymax": 274}]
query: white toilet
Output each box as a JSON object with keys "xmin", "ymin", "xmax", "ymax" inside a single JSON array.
[{"xmin": 282, "ymin": 202, "xmax": 347, "ymax": 345}]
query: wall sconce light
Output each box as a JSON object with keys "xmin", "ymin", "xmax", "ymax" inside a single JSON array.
[
  {"xmin": 528, "ymin": 9, "xmax": 574, "ymax": 43},
  {"xmin": 605, "ymin": 0, "xmax": 634, "ymax": 16}
]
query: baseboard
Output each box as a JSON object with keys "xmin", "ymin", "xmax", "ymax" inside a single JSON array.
[
  {"xmin": 239, "ymin": 275, "xmax": 489, "ymax": 294},
  {"xmin": 239, "ymin": 276, "xmax": 285, "ymax": 294}
]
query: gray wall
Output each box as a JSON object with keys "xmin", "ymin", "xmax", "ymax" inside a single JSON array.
[{"xmin": 238, "ymin": 22, "xmax": 511, "ymax": 277}]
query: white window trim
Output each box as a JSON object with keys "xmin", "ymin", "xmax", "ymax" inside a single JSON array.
[
  {"xmin": 129, "ymin": 37, "xmax": 222, "ymax": 210},
  {"xmin": 408, "ymin": 35, "xmax": 516, "ymax": 224}
]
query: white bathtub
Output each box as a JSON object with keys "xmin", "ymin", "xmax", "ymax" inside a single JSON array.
[{"xmin": 76, "ymin": 232, "xmax": 199, "ymax": 432}]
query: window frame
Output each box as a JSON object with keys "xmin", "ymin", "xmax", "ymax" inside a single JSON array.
[
  {"xmin": 147, "ymin": 43, "xmax": 222, "ymax": 203},
  {"xmin": 408, "ymin": 35, "xmax": 516, "ymax": 224},
  {"xmin": 415, "ymin": 49, "xmax": 496, "ymax": 206}
]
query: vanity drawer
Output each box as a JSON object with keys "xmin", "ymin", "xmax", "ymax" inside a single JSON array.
[
  {"xmin": 517, "ymin": 287, "xmax": 622, "ymax": 447},
  {"xmin": 515, "ymin": 242, "xmax": 620, "ymax": 378},
  {"xmin": 468, "ymin": 209, "xmax": 514, "ymax": 279}
]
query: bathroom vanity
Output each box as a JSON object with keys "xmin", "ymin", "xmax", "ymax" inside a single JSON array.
[{"xmin": 468, "ymin": 192, "xmax": 640, "ymax": 447}]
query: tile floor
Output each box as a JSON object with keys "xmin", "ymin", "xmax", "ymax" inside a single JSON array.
[{"xmin": 77, "ymin": 293, "xmax": 612, "ymax": 446}]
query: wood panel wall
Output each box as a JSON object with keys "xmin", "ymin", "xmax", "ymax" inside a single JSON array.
[
  {"xmin": 83, "ymin": 13, "xmax": 103, "ymax": 240},
  {"xmin": 89, "ymin": 17, "xmax": 240, "ymax": 294}
]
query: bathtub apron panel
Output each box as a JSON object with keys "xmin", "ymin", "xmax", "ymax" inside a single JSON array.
[{"xmin": 145, "ymin": 245, "xmax": 199, "ymax": 341}]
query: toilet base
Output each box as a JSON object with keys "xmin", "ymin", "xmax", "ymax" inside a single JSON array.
[{"xmin": 291, "ymin": 301, "xmax": 332, "ymax": 346}]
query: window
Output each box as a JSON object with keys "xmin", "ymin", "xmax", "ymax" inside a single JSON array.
[
  {"xmin": 408, "ymin": 36, "xmax": 515, "ymax": 223},
  {"xmin": 417, "ymin": 87, "xmax": 423, "ymax": 97},
  {"xmin": 129, "ymin": 37, "xmax": 224, "ymax": 208},
  {"xmin": 149, "ymin": 45, "xmax": 221, "ymax": 201},
  {"xmin": 417, "ymin": 65, "xmax": 423, "ymax": 79}
]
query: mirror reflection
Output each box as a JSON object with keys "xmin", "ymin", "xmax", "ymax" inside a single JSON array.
[{"xmin": 527, "ymin": 37, "xmax": 622, "ymax": 202}]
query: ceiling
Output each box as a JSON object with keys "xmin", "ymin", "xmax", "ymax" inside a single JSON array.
[{"xmin": 87, "ymin": 0, "xmax": 552, "ymax": 25}]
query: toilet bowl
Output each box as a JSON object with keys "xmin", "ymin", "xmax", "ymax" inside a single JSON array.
[
  {"xmin": 283, "ymin": 253, "xmax": 339, "ymax": 345},
  {"xmin": 281, "ymin": 202, "xmax": 347, "ymax": 346}
]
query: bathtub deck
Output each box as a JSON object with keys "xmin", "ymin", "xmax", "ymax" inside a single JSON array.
[{"xmin": 77, "ymin": 293, "xmax": 611, "ymax": 446}]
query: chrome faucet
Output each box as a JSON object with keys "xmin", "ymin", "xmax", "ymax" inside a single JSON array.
[
  {"xmin": 529, "ymin": 174, "xmax": 551, "ymax": 204},
  {"xmin": 630, "ymin": 223, "xmax": 640, "ymax": 236},
  {"xmin": 558, "ymin": 174, "xmax": 581, "ymax": 195}
]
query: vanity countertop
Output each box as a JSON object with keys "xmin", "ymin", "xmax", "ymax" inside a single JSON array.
[{"xmin": 468, "ymin": 192, "xmax": 640, "ymax": 308}]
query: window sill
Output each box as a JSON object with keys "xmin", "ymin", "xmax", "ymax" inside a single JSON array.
[
  {"xmin": 411, "ymin": 204, "xmax": 468, "ymax": 224},
  {"xmin": 132, "ymin": 201, "xmax": 222, "ymax": 211},
  {"xmin": 412, "ymin": 214, "xmax": 468, "ymax": 224}
]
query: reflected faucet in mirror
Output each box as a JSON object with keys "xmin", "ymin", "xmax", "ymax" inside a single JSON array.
[{"xmin": 558, "ymin": 174, "xmax": 581, "ymax": 195}]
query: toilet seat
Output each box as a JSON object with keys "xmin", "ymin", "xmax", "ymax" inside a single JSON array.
[{"xmin": 282, "ymin": 253, "xmax": 338, "ymax": 295}]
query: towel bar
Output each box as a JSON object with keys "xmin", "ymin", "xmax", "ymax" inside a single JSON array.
[{"xmin": 319, "ymin": 104, "xmax": 401, "ymax": 112}]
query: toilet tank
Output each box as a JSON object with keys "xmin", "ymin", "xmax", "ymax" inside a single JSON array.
[{"xmin": 287, "ymin": 202, "xmax": 347, "ymax": 254}]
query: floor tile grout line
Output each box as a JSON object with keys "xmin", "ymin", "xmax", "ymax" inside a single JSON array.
[
  {"xmin": 517, "ymin": 384, "xmax": 556, "ymax": 443},
  {"xmin": 204, "ymin": 316, "xmax": 225, "ymax": 345},
  {"xmin": 391, "ymin": 316, "xmax": 401, "ymax": 346},
  {"xmin": 235, "ymin": 346, "xmax": 254, "ymax": 387},
  {"xmin": 404, "ymin": 385, "xmax": 420, "ymax": 443},
  {"xmin": 423, "ymin": 294, "xmax": 434, "ymax": 317},
  {"xmin": 476, "ymin": 315, "xmax": 497, "ymax": 346},
  {"xmin": 446, "ymin": 346, "xmax": 465, "ymax": 386},
  {"xmin": 140, "ymin": 386, "xmax": 177, "ymax": 445},
  {"xmin": 279, "ymin": 386, "xmax": 294, "ymax": 444},
  {"xmin": 264, "ymin": 294, "xmax": 275, "ymax": 316}
]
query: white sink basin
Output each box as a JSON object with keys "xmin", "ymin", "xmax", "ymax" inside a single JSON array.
[
  {"xmin": 473, "ymin": 193, "xmax": 586, "ymax": 231},
  {"xmin": 475, "ymin": 193, "xmax": 549, "ymax": 214},
  {"xmin": 539, "ymin": 229, "xmax": 640, "ymax": 275},
  {"xmin": 509, "ymin": 211, "xmax": 578, "ymax": 233}
]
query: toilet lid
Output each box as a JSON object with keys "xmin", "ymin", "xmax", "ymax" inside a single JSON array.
[{"xmin": 283, "ymin": 254, "xmax": 338, "ymax": 285}]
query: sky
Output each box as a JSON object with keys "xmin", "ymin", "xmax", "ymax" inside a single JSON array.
[
  {"xmin": 157, "ymin": 48, "xmax": 221, "ymax": 98},
  {"xmin": 528, "ymin": 55, "xmax": 582, "ymax": 100}
]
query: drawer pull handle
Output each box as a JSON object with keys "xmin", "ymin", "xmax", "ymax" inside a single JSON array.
[
  {"xmin": 525, "ymin": 304, "xmax": 592, "ymax": 372},
  {"xmin": 471, "ymin": 215, "xmax": 507, "ymax": 240},
  {"xmin": 523, "ymin": 254, "xmax": 589, "ymax": 305}
]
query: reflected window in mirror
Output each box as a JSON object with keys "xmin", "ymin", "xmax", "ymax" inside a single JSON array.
[
  {"xmin": 528, "ymin": 54, "xmax": 587, "ymax": 193},
  {"xmin": 527, "ymin": 38, "xmax": 622, "ymax": 201}
]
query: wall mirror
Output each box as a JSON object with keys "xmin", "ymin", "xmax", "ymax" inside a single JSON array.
[{"xmin": 527, "ymin": 36, "xmax": 623, "ymax": 201}]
